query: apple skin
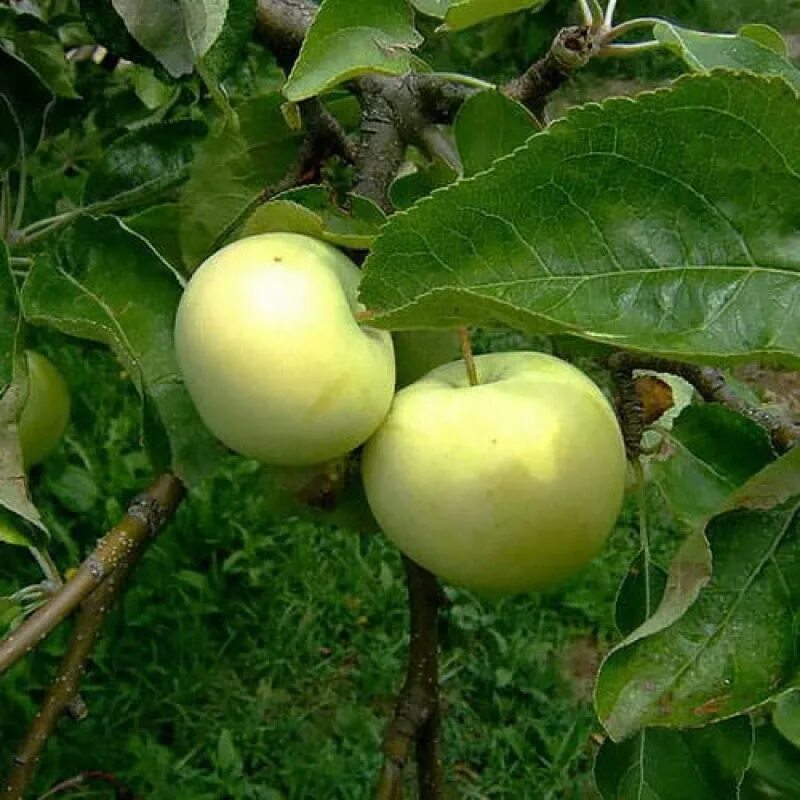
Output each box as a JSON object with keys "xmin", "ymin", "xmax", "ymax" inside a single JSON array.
[
  {"xmin": 19, "ymin": 350, "xmax": 71, "ymax": 469},
  {"xmin": 362, "ymin": 351, "xmax": 627, "ymax": 596},
  {"xmin": 174, "ymin": 233, "xmax": 395, "ymax": 466}
]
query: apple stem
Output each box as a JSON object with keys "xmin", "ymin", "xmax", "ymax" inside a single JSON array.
[
  {"xmin": 458, "ymin": 327, "xmax": 479, "ymax": 386},
  {"xmin": 356, "ymin": 309, "xmax": 376, "ymax": 324}
]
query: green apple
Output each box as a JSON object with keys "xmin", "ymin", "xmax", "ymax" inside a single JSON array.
[
  {"xmin": 19, "ymin": 350, "xmax": 71, "ymax": 468},
  {"xmin": 174, "ymin": 233, "xmax": 395, "ymax": 466},
  {"xmin": 362, "ymin": 352, "xmax": 627, "ymax": 596},
  {"xmin": 393, "ymin": 329, "xmax": 462, "ymax": 389}
]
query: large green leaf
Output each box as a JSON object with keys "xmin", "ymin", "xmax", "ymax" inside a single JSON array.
[
  {"xmin": 647, "ymin": 404, "xmax": 775, "ymax": 530},
  {"xmin": 0, "ymin": 47, "xmax": 53, "ymax": 170},
  {"xmin": 242, "ymin": 186, "xmax": 386, "ymax": 249},
  {"xmin": 595, "ymin": 718, "xmax": 753, "ymax": 799},
  {"xmin": 283, "ymin": 0, "xmax": 423, "ymax": 102},
  {"xmin": 110, "ymin": 0, "xmax": 229, "ymax": 78},
  {"xmin": 84, "ymin": 120, "xmax": 207, "ymax": 206},
  {"xmin": 21, "ymin": 216, "xmax": 223, "ymax": 487},
  {"xmin": 454, "ymin": 89, "xmax": 537, "ymax": 176},
  {"xmin": 596, "ymin": 469, "xmax": 800, "ymax": 741},
  {"xmin": 361, "ymin": 72, "xmax": 800, "ymax": 368},
  {"xmin": 655, "ymin": 23, "xmax": 800, "ymax": 90},
  {"xmin": 179, "ymin": 93, "xmax": 301, "ymax": 270}
]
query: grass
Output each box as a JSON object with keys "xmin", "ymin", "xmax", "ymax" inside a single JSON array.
[{"xmin": 0, "ymin": 333, "xmax": 664, "ymax": 799}]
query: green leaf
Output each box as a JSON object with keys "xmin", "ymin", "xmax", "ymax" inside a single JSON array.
[
  {"xmin": 410, "ymin": 0, "xmax": 448, "ymax": 17},
  {"xmin": 441, "ymin": 0, "xmax": 550, "ymax": 32},
  {"xmin": 203, "ymin": 0, "xmax": 256, "ymax": 79},
  {"xmin": 0, "ymin": 509, "xmax": 33, "ymax": 547},
  {"xmin": 614, "ymin": 551, "xmax": 668, "ymax": 637},
  {"xmin": 595, "ymin": 718, "xmax": 753, "ymax": 799},
  {"xmin": 21, "ymin": 216, "xmax": 223, "ymax": 487},
  {"xmin": 647, "ymin": 405, "xmax": 775, "ymax": 531},
  {"xmin": 130, "ymin": 66, "xmax": 175, "ymax": 110},
  {"xmin": 125, "ymin": 203, "xmax": 184, "ymax": 272},
  {"xmin": 83, "ymin": 120, "xmax": 206, "ymax": 209},
  {"xmin": 654, "ymin": 23, "xmax": 800, "ymax": 90},
  {"xmin": 0, "ymin": 10, "xmax": 79, "ymax": 99},
  {"xmin": 0, "ymin": 596, "xmax": 22, "ymax": 628},
  {"xmin": 243, "ymin": 187, "xmax": 386, "ymax": 249},
  {"xmin": 723, "ymin": 446, "xmax": 800, "ymax": 514},
  {"xmin": 44, "ymin": 465, "xmax": 99, "ymax": 514},
  {"xmin": 215, "ymin": 729, "xmax": 243, "ymax": 776},
  {"xmin": 0, "ymin": 47, "xmax": 53, "ymax": 170},
  {"xmin": 389, "ymin": 156, "xmax": 458, "ymax": 210},
  {"xmin": 596, "ymin": 497, "xmax": 800, "ymax": 741},
  {"xmin": 454, "ymin": 89, "xmax": 537, "ymax": 176},
  {"xmin": 739, "ymin": 24, "xmax": 789, "ymax": 57},
  {"xmin": 79, "ymin": 0, "xmax": 157, "ymax": 67},
  {"xmin": 179, "ymin": 93, "xmax": 301, "ymax": 270},
  {"xmin": 361, "ymin": 72, "xmax": 800, "ymax": 368},
  {"xmin": 774, "ymin": 691, "xmax": 800, "ymax": 749},
  {"xmin": 743, "ymin": 725, "xmax": 800, "ymax": 798},
  {"xmin": 110, "ymin": 0, "xmax": 229, "ymax": 78},
  {"xmin": 283, "ymin": 0, "xmax": 423, "ymax": 102}
]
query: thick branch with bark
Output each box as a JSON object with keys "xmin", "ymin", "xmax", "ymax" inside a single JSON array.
[
  {"xmin": 504, "ymin": 25, "xmax": 598, "ymax": 119},
  {"xmin": 0, "ymin": 474, "xmax": 185, "ymax": 677},
  {"xmin": 255, "ymin": 0, "xmax": 595, "ymax": 164},
  {"xmin": 1, "ymin": 475, "xmax": 184, "ymax": 799},
  {"xmin": 610, "ymin": 352, "xmax": 800, "ymax": 456},
  {"xmin": 375, "ymin": 559, "xmax": 444, "ymax": 800},
  {"xmin": 3, "ymin": 566, "xmax": 141, "ymax": 800}
]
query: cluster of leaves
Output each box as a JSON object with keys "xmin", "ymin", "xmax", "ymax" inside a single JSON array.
[{"xmin": 1, "ymin": 0, "xmax": 800, "ymax": 796}]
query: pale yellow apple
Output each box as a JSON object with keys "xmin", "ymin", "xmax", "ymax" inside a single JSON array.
[
  {"xmin": 19, "ymin": 350, "xmax": 71, "ymax": 468},
  {"xmin": 174, "ymin": 233, "xmax": 395, "ymax": 466},
  {"xmin": 362, "ymin": 352, "xmax": 627, "ymax": 595}
]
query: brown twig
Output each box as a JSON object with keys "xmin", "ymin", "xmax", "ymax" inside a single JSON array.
[
  {"xmin": 375, "ymin": 558, "xmax": 444, "ymax": 800},
  {"xmin": 504, "ymin": 25, "xmax": 599, "ymax": 120},
  {"xmin": 458, "ymin": 327, "xmax": 479, "ymax": 387},
  {"xmin": 38, "ymin": 771, "xmax": 136, "ymax": 799},
  {"xmin": 3, "ymin": 574, "xmax": 138, "ymax": 800},
  {"xmin": 1, "ymin": 475, "xmax": 184, "ymax": 800},
  {"xmin": 609, "ymin": 352, "xmax": 800, "ymax": 455},
  {"xmin": 0, "ymin": 474, "xmax": 185, "ymax": 678}
]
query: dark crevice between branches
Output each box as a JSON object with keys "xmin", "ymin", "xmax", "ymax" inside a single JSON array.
[
  {"xmin": 610, "ymin": 352, "xmax": 800, "ymax": 457},
  {"xmin": 1, "ymin": 474, "xmax": 185, "ymax": 800}
]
